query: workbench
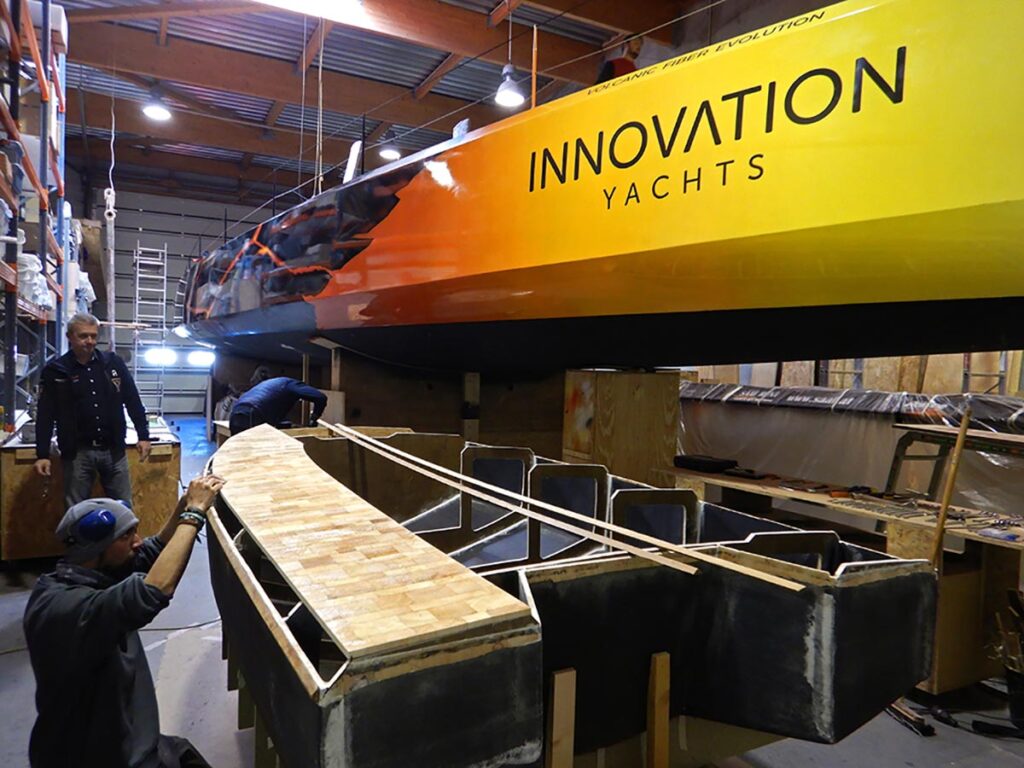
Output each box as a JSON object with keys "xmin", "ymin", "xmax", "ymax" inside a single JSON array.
[
  {"xmin": 887, "ymin": 422, "xmax": 1024, "ymax": 498},
  {"xmin": 0, "ymin": 420, "xmax": 181, "ymax": 560},
  {"xmin": 658, "ymin": 467, "xmax": 1022, "ymax": 694}
]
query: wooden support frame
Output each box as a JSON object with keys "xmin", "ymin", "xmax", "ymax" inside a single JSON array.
[
  {"xmin": 647, "ymin": 653, "xmax": 671, "ymax": 768},
  {"xmin": 546, "ymin": 668, "xmax": 576, "ymax": 768}
]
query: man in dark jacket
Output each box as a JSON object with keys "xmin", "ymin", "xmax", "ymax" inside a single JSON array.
[
  {"xmin": 596, "ymin": 36, "xmax": 644, "ymax": 84},
  {"xmin": 34, "ymin": 313, "xmax": 152, "ymax": 508},
  {"xmin": 228, "ymin": 375, "xmax": 328, "ymax": 435},
  {"xmin": 24, "ymin": 473, "xmax": 225, "ymax": 768}
]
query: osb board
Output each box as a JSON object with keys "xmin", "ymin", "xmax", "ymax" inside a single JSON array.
[
  {"xmin": 563, "ymin": 370, "xmax": 596, "ymax": 456},
  {"xmin": 591, "ymin": 372, "xmax": 679, "ymax": 486},
  {"xmin": 212, "ymin": 426, "xmax": 531, "ymax": 659},
  {"xmin": 780, "ymin": 361, "xmax": 814, "ymax": 387},
  {"xmin": 1, "ymin": 444, "xmax": 179, "ymax": 560},
  {"xmin": 885, "ymin": 520, "xmax": 934, "ymax": 561},
  {"xmin": 923, "ymin": 567, "xmax": 987, "ymax": 694},
  {"xmin": 695, "ymin": 352, "xmax": 1022, "ymax": 394},
  {"xmin": 748, "ymin": 363, "xmax": 778, "ymax": 388}
]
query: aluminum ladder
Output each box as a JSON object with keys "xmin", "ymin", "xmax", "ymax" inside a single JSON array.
[{"xmin": 132, "ymin": 243, "xmax": 169, "ymax": 415}]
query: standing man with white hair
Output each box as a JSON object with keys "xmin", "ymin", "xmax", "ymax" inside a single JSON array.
[{"xmin": 34, "ymin": 313, "xmax": 152, "ymax": 508}]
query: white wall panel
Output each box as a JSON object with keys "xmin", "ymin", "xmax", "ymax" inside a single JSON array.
[{"xmin": 70, "ymin": 172, "xmax": 255, "ymax": 415}]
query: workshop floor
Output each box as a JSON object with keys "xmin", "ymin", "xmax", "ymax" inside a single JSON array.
[{"xmin": 2, "ymin": 415, "xmax": 1023, "ymax": 767}]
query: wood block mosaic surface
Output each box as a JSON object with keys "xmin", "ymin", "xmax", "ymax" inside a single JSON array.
[{"xmin": 212, "ymin": 425, "xmax": 531, "ymax": 658}]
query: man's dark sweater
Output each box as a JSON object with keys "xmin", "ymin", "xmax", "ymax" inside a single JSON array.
[
  {"xmin": 231, "ymin": 377, "xmax": 327, "ymax": 428},
  {"xmin": 24, "ymin": 538, "xmax": 170, "ymax": 768},
  {"xmin": 35, "ymin": 350, "xmax": 150, "ymax": 461}
]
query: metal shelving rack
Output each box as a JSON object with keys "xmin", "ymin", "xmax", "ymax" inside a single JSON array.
[{"xmin": 0, "ymin": 0, "xmax": 67, "ymax": 435}]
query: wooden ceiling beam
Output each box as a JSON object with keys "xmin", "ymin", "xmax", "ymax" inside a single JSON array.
[
  {"xmin": 313, "ymin": 0, "xmax": 598, "ymax": 85},
  {"xmin": 67, "ymin": 1, "xmax": 255, "ymax": 23},
  {"xmin": 488, "ymin": 0, "xmax": 524, "ymax": 28},
  {"xmin": 265, "ymin": 100, "xmax": 286, "ymax": 126},
  {"xmin": 298, "ymin": 18, "xmax": 334, "ymax": 72},
  {"xmin": 521, "ymin": 0, "xmax": 681, "ymax": 45},
  {"xmin": 69, "ymin": 25, "xmax": 505, "ymax": 134},
  {"xmin": 413, "ymin": 53, "xmax": 462, "ymax": 100},
  {"xmin": 68, "ymin": 89, "xmax": 352, "ymax": 166},
  {"xmin": 365, "ymin": 121, "xmax": 391, "ymax": 146},
  {"xmin": 101, "ymin": 69, "xmax": 240, "ymax": 123}
]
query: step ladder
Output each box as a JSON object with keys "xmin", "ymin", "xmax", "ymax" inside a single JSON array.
[
  {"xmin": 962, "ymin": 351, "xmax": 1007, "ymax": 395},
  {"xmin": 132, "ymin": 243, "xmax": 169, "ymax": 416}
]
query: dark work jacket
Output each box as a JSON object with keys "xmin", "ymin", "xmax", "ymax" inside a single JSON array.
[
  {"xmin": 232, "ymin": 376, "xmax": 327, "ymax": 426},
  {"xmin": 36, "ymin": 351, "xmax": 150, "ymax": 461},
  {"xmin": 596, "ymin": 57, "xmax": 638, "ymax": 84},
  {"xmin": 24, "ymin": 538, "xmax": 170, "ymax": 768}
]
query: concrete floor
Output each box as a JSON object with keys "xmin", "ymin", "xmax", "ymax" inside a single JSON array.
[{"xmin": 1, "ymin": 415, "xmax": 1022, "ymax": 767}]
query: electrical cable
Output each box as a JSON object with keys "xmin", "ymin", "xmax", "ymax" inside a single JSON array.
[
  {"xmin": 205, "ymin": 0, "xmax": 604, "ymax": 244},
  {"xmin": 141, "ymin": 617, "xmax": 221, "ymax": 632},
  {"xmin": 195, "ymin": 0, "xmax": 731, "ymax": 252},
  {"xmin": 315, "ymin": 19, "xmax": 325, "ymax": 196},
  {"xmin": 298, "ymin": 15, "xmax": 308, "ymax": 196}
]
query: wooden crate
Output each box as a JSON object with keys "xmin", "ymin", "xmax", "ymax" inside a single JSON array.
[
  {"xmin": 1, "ymin": 440, "xmax": 180, "ymax": 560},
  {"xmin": 563, "ymin": 370, "xmax": 680, "ymax": 486}
]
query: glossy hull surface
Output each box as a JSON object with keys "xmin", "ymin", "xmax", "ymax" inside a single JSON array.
[{"xmin": 183, "ymin": 0, "xmax": 1024, "ymax": 370}]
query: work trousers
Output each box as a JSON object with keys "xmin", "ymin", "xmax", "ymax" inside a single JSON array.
[
  {"xmin": 157, "ymin": 735, "xmax": 213, "ymax": 768},
  {"xmin": 228, "ymin": 405, "xmax": 265, "ymax": 436},
  {"xmin": 63, "ymin": 448, "xmax": 133, "ymax": 510}
]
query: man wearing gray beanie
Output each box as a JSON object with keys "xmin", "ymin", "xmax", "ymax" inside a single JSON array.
[{"xmin": 23, "ymin": 473, "xmax": 225, "ymax": 768}]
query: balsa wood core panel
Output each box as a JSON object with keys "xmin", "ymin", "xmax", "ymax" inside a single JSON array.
[{"xmin": 212, "ymin": 425, "xmax": 531, "ymax": 659}]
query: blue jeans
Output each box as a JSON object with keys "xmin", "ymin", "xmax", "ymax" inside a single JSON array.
[{"xmin": 63, "ymin": 448, "xmax": 133, "ymax": 509}]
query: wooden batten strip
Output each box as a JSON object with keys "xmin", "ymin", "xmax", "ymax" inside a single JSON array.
[
  {"xmin": 319, "ymin": 421, "xmax": 697, "ymax": 577},
  {"xmin": 319, "ymin": 421, "xmax": 809, "ymax": 591},
  {"xmin": 647, "ymin": 653, "xmax": 670, "ymax": 768},
  {"xmin": 207, "ymin": 512, "xmax": 325, "ymax": 700},
  {"xmin": 546, "ymin": 668, "xmax": 576, "ymax": 768}
]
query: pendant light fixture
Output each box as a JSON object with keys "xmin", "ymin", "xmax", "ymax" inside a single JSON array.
[
  {"xmin": 378, "ymin": 128, "xmax": 401, "ymax": 161},
  {"xmin": 494, "ymin": 2, "xmax": 525, "ymax": 108},
  {"xmin": 142, "ymin": 87, "xmax": 172, "ymax": 122}
]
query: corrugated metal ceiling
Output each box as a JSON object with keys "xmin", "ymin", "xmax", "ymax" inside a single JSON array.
[
  {"xmin": 439, "ymin": 0, "xmax": 616, "ymax": 45},
  {"xmin": 58, "ymin": 0, "xmax": 600, "ymax": 204}
]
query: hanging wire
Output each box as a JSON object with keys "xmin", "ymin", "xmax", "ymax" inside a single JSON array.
[
  {"xmin": 506, "ymin": 0, "xmax": 513, "ymax": 63},
  {"xmin": 204, "ymin": 0, "xmax": 731, "ymax": 248},
  {"xmin": 315, "ymin": 19, "xmax": 325, "ymax": 196},
  {"xmin": 297, "ymin": 15, "xmax": 308, "ymax": 195}
]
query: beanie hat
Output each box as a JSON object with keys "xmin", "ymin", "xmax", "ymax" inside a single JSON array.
[{"xmin": 55, "ymin": 498, "xmax": 139, "ymax": 564}]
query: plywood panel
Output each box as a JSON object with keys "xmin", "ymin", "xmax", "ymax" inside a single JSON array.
[
  {"xmin": 780, "ymin": 361, "xmax": 814, "ymax": 387},
  {"xmin": 863, "ymin": 357, "xmax": 902, "ymax": 392},
  {"xmin": 592, "ymin": 372, "xmax": 679, "ymax": 486},
  {"xmin": 1, "ymin": 443, "xmax": 179, "ymax": 560},
  {"xmin": 212, "ymin": 426, "xmax": 531, "ymax": 659},
  {"xmin": 923, "ymin": 353, "xmax": 965, "ymax": 394}
]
